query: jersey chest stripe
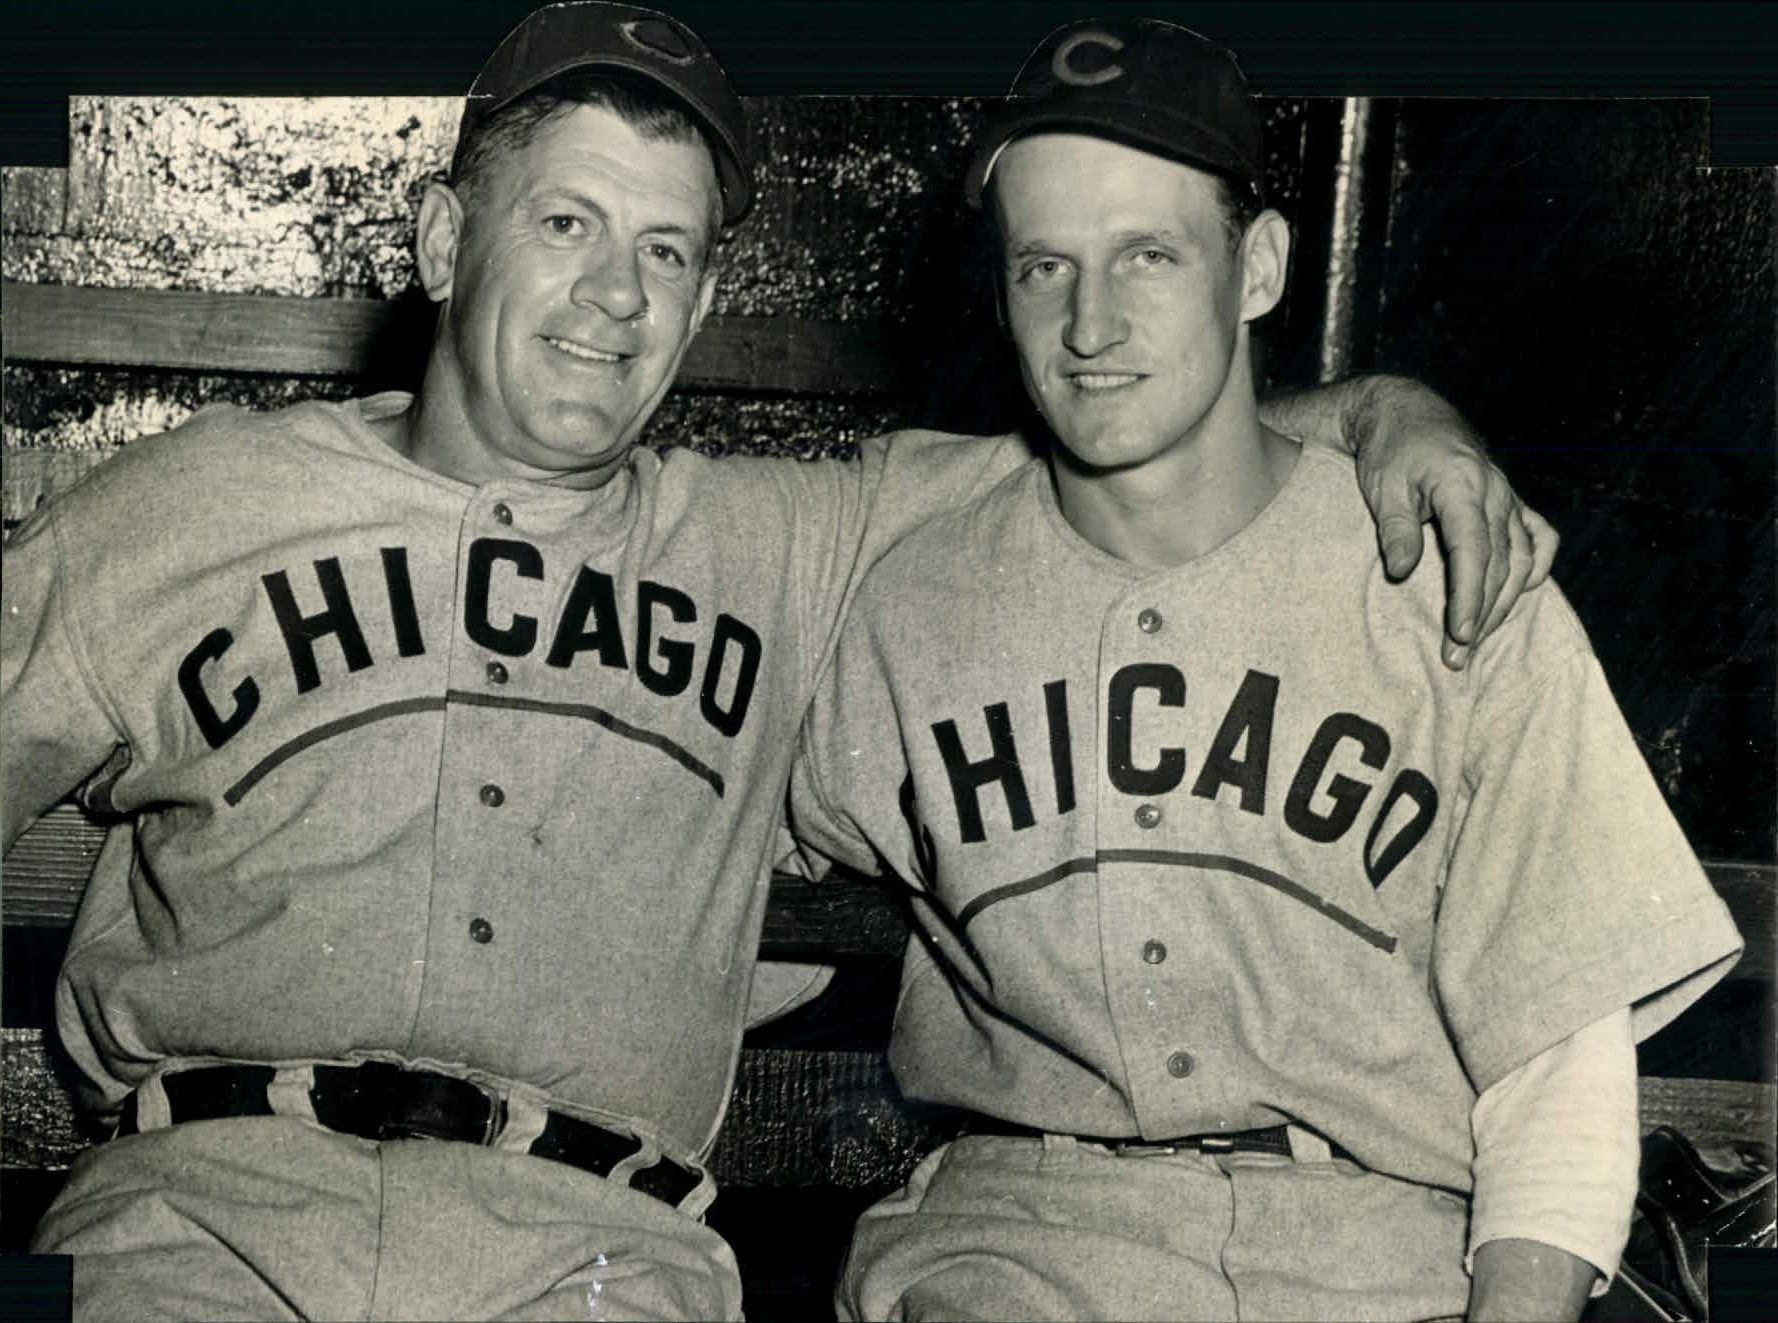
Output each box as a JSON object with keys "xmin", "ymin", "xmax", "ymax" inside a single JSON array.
[
  {"xmin": 955, "ymin": 856, "xmax": 1097, "ymax": 928},
  {"xmin": 953, "ymin": 848, "xmax": 1397, "ymax": 955},
  {"xmin": 445, "ymin": 689, "xmax": 725, "ymax": 798},
  {"xmin": 1100, "ymin": 849, "xmax": 1398, "ymax": 954},
  {"xmin": 223, "ymin": 696, "xmax": 447, "ymax": 806}
]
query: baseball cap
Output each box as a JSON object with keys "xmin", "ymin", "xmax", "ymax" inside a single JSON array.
[
  {"xmin": 964, "ymin": 17, "xmax": 1262, "ymax": 209},
  {"xmin": 461, "ymin": 2, "xmax": 753, "ymax": 225}
]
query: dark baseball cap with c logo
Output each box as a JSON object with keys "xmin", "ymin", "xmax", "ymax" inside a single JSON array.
[
  {"xmin": 964, "ymin": 17, "xmax": 1263, "ymax": 209},
  {"xmin": 460, "ymin": 2, "xmax": 753, "ymax": 225}
]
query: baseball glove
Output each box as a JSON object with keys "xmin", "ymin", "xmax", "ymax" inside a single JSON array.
[{"xmin": 1587, "ymin": 1124, "xmax": 1775, "ymax": 1321}]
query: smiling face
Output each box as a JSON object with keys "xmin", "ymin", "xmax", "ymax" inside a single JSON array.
[
  {"xmin": 418, "ymin": 100, "xmax": 720, "ymax": 487},
  {"xmin": 993, "ymin": 131, "xmax": 1275, "ymax": 478}
]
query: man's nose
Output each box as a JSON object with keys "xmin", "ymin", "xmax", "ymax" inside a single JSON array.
[
  {"xmin": 572, "ymin": 247, "xmax": 647, "ymax": 322},
  {"xmin": 1063, "ymin": 270, "xmax": 1128, "ymax": 358}
]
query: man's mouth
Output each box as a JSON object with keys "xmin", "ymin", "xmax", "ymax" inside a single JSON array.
[
  {"xmin": 1067, "ymin": 372, "xmax": 1144, "ymax": 392},
  {"xmin": 544, "ymin": 335, "xmax": 627, "ymax": 364}
]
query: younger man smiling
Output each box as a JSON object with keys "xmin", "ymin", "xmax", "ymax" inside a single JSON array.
[{"xmin": 791, "ymin": 19, "xmax": 1742, "ymax": 1321}]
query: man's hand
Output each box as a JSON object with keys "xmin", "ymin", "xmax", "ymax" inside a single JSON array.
[
  {"xmin": 1468, "ymin": 1238, "xmax": 1599, "ymax": 1322},
  {"xmin": 1260, "ymin": 374, "xmax": 1559, "ymax": 669},
  {"xmin": 1346, "ymin": 375, "xmax": 1558, "ymax": 669}
]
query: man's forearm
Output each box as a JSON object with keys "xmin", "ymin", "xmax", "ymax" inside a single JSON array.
[
  {"xmin": 1468, "ymin": 1237, "xmax": 1598, "ymax": 1322},
  {"xmin": 1257, "ymin": 376, "xmax": 1380, "ymax": 454}
]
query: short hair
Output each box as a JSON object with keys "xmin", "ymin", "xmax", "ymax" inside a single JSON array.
[
  {"xmin": 450, "ymin": 70, "xmax": 724, "ymax": 255},
  {"xmin": 1214, "ymin": 177, "xmax": 1264, "ymax": 251}
]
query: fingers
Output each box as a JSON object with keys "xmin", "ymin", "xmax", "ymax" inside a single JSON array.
[
  {"xmin": 1522, "ymin": 505, "xmax": 1560, "ymax": 589},
  {"xmin": 1379, "ymin": 513, "xmax": 1426, "ymax": 581},
  {"xmin": 1429, "ymin": 481, "xmax": 1489, "ymax": 652},
  {"xmin": 1476, "ymin": 508, "xmax": 1533, "ymax": 643},
  {"xmin": 1368, "ymin": 471, "xmax": 1428, "ymax": 581},
  {"xmin": 1472, "ymin": 492, "xmax": 1514, "ymax": 643},
  {"xmin": 1440, "ymin": 481, "xmax": 1557, "ymax": 670}
]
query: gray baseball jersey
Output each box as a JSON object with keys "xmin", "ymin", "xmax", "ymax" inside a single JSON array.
[
  {"xmin": 0, "ymin": 391, "xmax": 1026, "ymax": 1162},
  {"xmin": 791, "ymin": 446, "xmax": 1742, "ymax": 1195}
]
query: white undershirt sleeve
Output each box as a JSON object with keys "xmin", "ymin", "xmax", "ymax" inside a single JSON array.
[{"xmin": 1467, "ymin": 1005, "xmax": 1639, "ymax": 1295}]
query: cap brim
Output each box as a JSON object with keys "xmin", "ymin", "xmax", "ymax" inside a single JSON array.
[
  {"xmin": 470, "ymin": 52, "xmax": 752, "ymax": 225},
  {"xmin": 964, "ymin": 103, "xmax": 1257, "ymax": 209}
]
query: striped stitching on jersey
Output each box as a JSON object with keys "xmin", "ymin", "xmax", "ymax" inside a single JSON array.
[
  {"xmin": 958, "ymin": 849, "xmax": 1397, "ymax": 953},
  {"xmin": 445, "ymin": 690, "xmax": 724, "ymax": 797},
  {"xmin": 222, "ymin": 691, "xmax": 724, "ymax": 806},
  {"xmin": 223, "ymin": 696, "xmax": 446, "ymax": 805},
  {"xmin": 954, "ymin": 857, "xmax": 1098, "ymax": 928}
]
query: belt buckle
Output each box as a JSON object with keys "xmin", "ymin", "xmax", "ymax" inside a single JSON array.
[{"xmin": 353, "ymin": 1062, "xmax": 501, "ymax": 1146}]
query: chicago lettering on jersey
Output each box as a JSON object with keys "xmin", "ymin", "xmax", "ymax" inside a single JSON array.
[
  {"xmin": 178, "ymin": 537, "xmax": 761, "ymax": 748},
  {"xmin": 928, "ymin": 665, "xmax": 1439, "ymax": 888}
]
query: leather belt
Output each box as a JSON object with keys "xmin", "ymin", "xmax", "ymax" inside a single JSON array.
[
  {"xmin": 964, "ymin": 1114, "xmax": 1354, "ymax": 1163},
  {"xmin": 114, "ymin": 1062, "xmax": 703, "ymax": 1208}
]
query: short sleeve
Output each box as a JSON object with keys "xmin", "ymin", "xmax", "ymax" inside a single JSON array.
[
  {"xmin": 786, "ymin": 589, "xmax": 932, "ymax": 887},
  {"xmin": 1433, "ymin": 643, "xmax": 1743, "ymax": 1092},
  {"xmin": 1, "ymin": 503, "xmax": 127, "ymax": 851},
  {"xmin": 782, "ymin": 431, "xmax": 1032, "ymax": 702}
]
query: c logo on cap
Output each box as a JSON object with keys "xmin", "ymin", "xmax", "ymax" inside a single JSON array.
[
  {"xmin": 1052, "ymin": 31, "xmax": 1125, "ymax": 87},
  {"xmin": 620, "ymin": 17, "xmax": 696, "ymax": 64}
]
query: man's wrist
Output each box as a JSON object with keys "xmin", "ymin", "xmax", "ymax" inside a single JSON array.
[{"xmin": 1468, "ymin": 1237, "xmax": 1598, "ymax": 1323}]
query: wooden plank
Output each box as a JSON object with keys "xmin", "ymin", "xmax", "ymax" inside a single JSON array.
[
  {"xmin": 0, "ymin": 281, "xmax": 896, "ymax": 396},
  {"xmin": 1, "ymin": 805, "xmax": 106, "ymax": 926},
  {"xmin": 1638, "ymin": 1076, "xmax": 1777, "ymax": 1153},
  {"xmin": 760, "ymin": 870, "xmax": 907, "ymax": 959},
  {"xmin": 2, "ymin": 448, "xmax": 112, "ymax": 528}
]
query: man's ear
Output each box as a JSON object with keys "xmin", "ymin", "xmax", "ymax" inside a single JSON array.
[
  {"xmin": 690, "ymin": 267, "xmax": 718, "ymax": 339},
  {"xmin": 416, "ymin": 181, "xmax": 466, "ymax": 304},
  {"xmin": 1238, "ymin": 209, "xmax": 1291, "ymax": 323}
]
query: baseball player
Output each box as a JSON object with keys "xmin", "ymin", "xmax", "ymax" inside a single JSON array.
[
  {"xmin": 2, "ymin": 4, "xmax": 1556, "ymax": 1319},
  {"xmin": 789, "ymin": 19, "xmax": 1746, "ymax": 1323}
]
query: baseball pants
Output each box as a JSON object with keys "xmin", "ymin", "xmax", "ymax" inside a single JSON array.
[
  {"xmin": 838, "ymin": 1132, "xmax": 1472, "ymax": 1322},
  {"xmin": 31, "ymin": 1112, "xmax": 743, "ymax": 1321}
]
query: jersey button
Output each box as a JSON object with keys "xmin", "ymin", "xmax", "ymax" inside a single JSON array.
[
  {"xmin": 1142, "ymin": 939, "xmax": 1168, "ymax": 965},
  {"xmin": 492, "ymin": 502, "xmax": 514, "ymax": 526},
  {"xmin": 1166, "ymin": 1050, "xmax": 1195, "ymax": 1079},
  {"xmin": 486, "ymin": 661, "xmax": 509, "ymax": 685},
  {"xmin": 469, "ymin": 917, "xmax": 494, "ymax": 944},
  {"xmin": 479, "ymin": 783, "xmax": 506, "ymax": 808},
  {"xmin": 1134, "ymin": 802, "xmax": 1162, "ymax": 829},
  {"xmin": 1137, "ymin": 608, "xmax": 1164, "ymax": 634}
]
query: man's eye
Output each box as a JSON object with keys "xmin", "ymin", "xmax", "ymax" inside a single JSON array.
[
  {"xmin": 1019, "ymin": 258, "xmax": 1065, "ymax": 284},
  {"xmin": 544, "ymin": 215, "xmax": 586, "ymax": 237},
  {"xmin": 1132, "ymin": 248, "xmax": 1172, "ymax": 267},
  {"xmin": 644, "ymin": 242, "xmax": 687, "ymax": 270}
]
